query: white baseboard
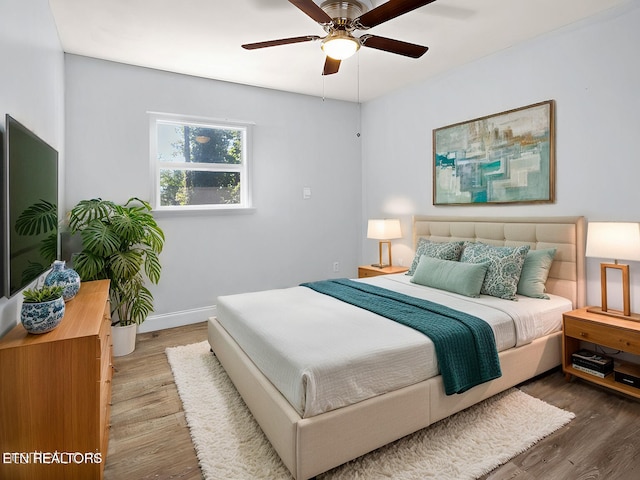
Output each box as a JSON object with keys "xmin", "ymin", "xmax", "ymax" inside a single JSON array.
[{"xmin": 137, "ymin": 305, "xmax": 217, "ymax": 333}]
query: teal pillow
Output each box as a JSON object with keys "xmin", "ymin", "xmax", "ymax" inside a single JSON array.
[
  {"xmin": 406, "ymin": 239, "xmax": 465, "ymax": 275},
  {"xmin": 410, "ymin": 256, "xmax": 489, "ymax": 297},
  {"xmin": 460, "ymin": 243, "xmax": 530, "ymax": 300},
  {"xmin": 517, "ymin": 248, "xmax": 557, "ymax": 299}
]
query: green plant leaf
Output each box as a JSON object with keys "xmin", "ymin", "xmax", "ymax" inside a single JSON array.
[
  {"xmin": 73, "ymin": 251, "xmax": 106, "ymax": 280},
  {"xmin": 110, "ymin": 276, "xmax": 154, "ymax": 325},
  {"xmin": 23, "ymin": 284, "xmax": 64, "ymax": 303},
  {"xmin": 144, "ymin": 223, "xmax": 165, "ymax": 254},
  {"xmin": 15, "ymin": 200, "xmax": 57, "ymax": 236},
  {"xmin": 21, "ymin": 261, "xmax": 47, "ymax": 286},
  {"xmin": 144, "ymin": 250, "xmax": 162, "ymax": 284},
  {"xmin": 40, "ymin": 233, "xmax": 58, "ymax": 264},
  {"xmin": 124, "ymin": 197, "xmax": 153, "ymax": 211},
  {"xmin": 81, "ymin": 221, "xmax": 122, "ymax": 257},
  {"xmin": 69, "ymin": 198, "xmax": 116, "ymax": 232},
  {"xmin": 109, "ymin": 250, "xmax": 143, "ymax": 281},
  {"xmin": 110, "ymin": 210, "xmax": 146, "ymax": 244},
  {"xmin": 128, "ymin": 285, "xmax": 154, "ymax": 324}
]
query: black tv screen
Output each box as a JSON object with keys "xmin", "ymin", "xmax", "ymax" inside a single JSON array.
[{"xmin": 2, "ymin": 115, "xmax": 59, "ymax": 298}]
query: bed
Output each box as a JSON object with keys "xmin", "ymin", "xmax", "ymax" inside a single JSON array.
[{"xmin": 208, "ymin": 215, "xmax": 586, "ymax": 479}]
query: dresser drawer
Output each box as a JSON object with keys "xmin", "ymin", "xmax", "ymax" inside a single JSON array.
[
  {"xmin": 358, "ymin": 267, "xmax": 382, "ymax": 278},
  {"xmin": 564, "ymin": 315, "xmax": 640, "ymax": 354},
  {"xmin": 358, "ymin": 266, "xmax": 408, "ymax": 278}
]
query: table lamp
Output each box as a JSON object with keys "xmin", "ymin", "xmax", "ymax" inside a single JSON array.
[
  {"xmin": 585, "ymin": 222, "xmax": 640, "ymax": 319},
  {"xmin": 367, "ymin": 219, "xmax": 402, "ymax": 268}
]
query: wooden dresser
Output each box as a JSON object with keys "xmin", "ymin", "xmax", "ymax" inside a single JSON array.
[{"xmin": 0, "ymin": 280, "xmax": 112, "ymax": 480}]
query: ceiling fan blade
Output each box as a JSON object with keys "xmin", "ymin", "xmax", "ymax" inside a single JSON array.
[
  {"xmin": 289, "ymin": 0, "xmax": 333, "ymax": 24},
  {"xmin": 323, "ymin": 56, "xmax": 341, "ymax": 75},
  {"xmin": 356, "ymin": 0, "xmax": 437, "ymax": 29},
  {"xmin": 242, "ymin": 35, "xmax": 321, "ymax": 50},
  {"xmin": 360, "ymin": 35, "xmax": 428, "ymax": 58}
]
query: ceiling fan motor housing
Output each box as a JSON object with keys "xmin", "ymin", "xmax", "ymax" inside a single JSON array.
[{"xmin": 320, "ymin": 1, "xmax": 369, "ymax": 26}]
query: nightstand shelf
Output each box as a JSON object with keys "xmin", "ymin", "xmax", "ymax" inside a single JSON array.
[
  {"xmin": 562, "ymin": 307, "xmax": 640, "ymax": 400},
  {"xmin": 358, "ymin": 265, "xmax": 408, "ymax": 278}
]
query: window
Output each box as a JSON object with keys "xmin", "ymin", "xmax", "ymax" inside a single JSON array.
[{"xmin": 150, "ymin": 113, "xmax": 252, "ymax": 211}]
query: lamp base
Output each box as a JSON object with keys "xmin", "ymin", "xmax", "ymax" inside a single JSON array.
[
  {"xmin": 586, "ymin": 306, "xmax": 640, "ymax": 322},
  {"xmin": 370, "ymin": 263, "xmax": 390, "ymax": 269}
]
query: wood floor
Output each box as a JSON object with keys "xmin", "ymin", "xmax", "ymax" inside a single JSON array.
[
  {"xmin": 105, "ymin": 322, "xmax": 640, "ymax": 480},
  {"xmin": 105, "ymin": 322, "xmax": 207, "ymax": 480}
]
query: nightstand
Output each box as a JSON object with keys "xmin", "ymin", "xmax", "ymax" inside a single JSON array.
[
  {"xmin": 562, "ymin": 307, "xmax": 640, "ymax": 399},
  {"xmin": 358, "ymin": 265, "xmax": 409, "ymax": 278}
]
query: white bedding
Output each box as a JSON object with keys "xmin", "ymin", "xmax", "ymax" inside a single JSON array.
[{"xmin": 215, "ymin": 274, "xmax": 572, "ymax": 418}]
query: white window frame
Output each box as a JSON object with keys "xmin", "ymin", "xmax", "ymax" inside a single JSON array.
[{"xmin": 149, "ymin": 112, "xmax": 253, "ymax": 212}]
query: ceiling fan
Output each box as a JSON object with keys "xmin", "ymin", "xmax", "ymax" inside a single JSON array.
[{"xmin": 242, "ymin": 0, "xmax": 436, "ymax": 75}]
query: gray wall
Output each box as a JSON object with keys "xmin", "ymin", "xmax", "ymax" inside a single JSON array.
[
  {"xmin": 64, "ymin": 56, "xmax": 362, "ymax": 331},
  {"xmin": 0, "ymin": 0, "xmax": 65, "ymax": 336},
  {"xmin": 360, "ymin": 2, "xmax": 640, "ymax": 311}
]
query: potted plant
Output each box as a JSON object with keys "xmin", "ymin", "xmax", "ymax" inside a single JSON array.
[
  {"xmin": 21, "ymin": 284, "xmax": 66, "ymax": 334},
  {"xmin": 68, "ymin": 197, "xmax": 165, "ymax": 356}
]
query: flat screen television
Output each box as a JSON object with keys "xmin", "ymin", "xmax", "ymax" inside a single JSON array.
[{"xmin": 2, "ymin": 114, "xmax": 59, "ymax": 298}]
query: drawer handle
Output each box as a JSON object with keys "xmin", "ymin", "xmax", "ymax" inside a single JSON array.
[{"xmin": 580, "ymin": 332, "xmax": 587, "ymax": 337}]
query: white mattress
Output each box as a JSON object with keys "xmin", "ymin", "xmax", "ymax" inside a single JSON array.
[{"xmin": 215, "ymin": 274, "xmax": 572, "ymax": 418}]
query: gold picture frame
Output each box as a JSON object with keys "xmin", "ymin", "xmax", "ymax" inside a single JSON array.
[{"xmin": 433, "ymin": 100, "xmax": 555, "ymax": 205}]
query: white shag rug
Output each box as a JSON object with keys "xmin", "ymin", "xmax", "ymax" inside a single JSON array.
[{"xmin": 166, "ymin": 341, "xmax": 574, "ymax": 480}]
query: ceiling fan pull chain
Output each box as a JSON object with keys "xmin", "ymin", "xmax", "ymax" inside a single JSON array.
[
  {"xmin": 357, "ymin": 50, "xmax": 360, "ymax": 104},
  {"xmin": 322, "ymin": 73, "xmax": 326, "ymax": 102}
]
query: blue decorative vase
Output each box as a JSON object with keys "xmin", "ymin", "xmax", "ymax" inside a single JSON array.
[
  {"xmin": 44, "ymin": 260, "xmax": 81, "ymax": 302},
  {"xmin": 21, "ymin": 297, "xmax": 66, "ymax": 334}
]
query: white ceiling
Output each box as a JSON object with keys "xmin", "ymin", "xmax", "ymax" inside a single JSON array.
[{"xmin": 49, "ymin": 0, "xmax": 625, "ymax": 103}]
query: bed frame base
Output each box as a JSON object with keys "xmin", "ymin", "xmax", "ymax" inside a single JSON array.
[{"xmin": 208, "ymin": 317, "xmax": 562, "ymax": 480}]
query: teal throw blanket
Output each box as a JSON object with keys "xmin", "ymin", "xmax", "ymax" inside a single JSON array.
[{"xmin": 300, "ymin": 279, "xmax": 501, "ymax": 395}]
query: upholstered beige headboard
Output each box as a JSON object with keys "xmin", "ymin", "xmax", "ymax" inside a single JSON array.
[{"xmin": 412, "ymin": 216, "xmax": 586, "ymax": 308}]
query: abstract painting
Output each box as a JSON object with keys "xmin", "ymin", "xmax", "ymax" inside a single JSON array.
[{"xmin": 433, "ymin": 100, "xmax": 555, "ymax": 205}]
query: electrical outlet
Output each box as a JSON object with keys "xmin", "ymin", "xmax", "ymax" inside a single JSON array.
[{"xmin": 333, "ymin": 262, "xmax": 340, "ymax": 272}]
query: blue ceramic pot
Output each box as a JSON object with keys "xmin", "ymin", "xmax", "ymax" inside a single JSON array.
[
  {"xmin": 21, "ymin": 297, "xmax": 66, "ymax": 334},
  {"xmin": 44, "ymin": 260, "xmax": 81, "ymax": 302}
]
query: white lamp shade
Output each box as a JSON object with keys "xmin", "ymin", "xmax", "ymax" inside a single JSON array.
[
  {"xmin": 367, "ymin": 219, "xmax": 402, "ymax": 240},
  {"xmin": 586, "ymin": 222, "xmax": 640, "ymax": 262}
]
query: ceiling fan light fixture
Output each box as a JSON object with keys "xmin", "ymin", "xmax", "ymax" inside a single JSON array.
[{"xmin": 322, "ymin": 31, "xmax": 360, "ymax": 60}]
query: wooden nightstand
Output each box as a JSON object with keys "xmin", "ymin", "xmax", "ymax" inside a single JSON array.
[
  {"xmin": 358, "ymin": 265, "xmax": 409, "ymax": 278},
  {"xmin": 562, "ymin": 307, "xmax": 640, "ymax": 400}
]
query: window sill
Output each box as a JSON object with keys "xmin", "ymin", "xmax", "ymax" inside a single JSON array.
[{"xmin": 152, "ymin": 206, "xmax": 256, "ymax": 217}]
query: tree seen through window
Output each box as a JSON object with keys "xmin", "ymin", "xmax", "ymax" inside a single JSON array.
[{"xmin": 157, "ymin": 122, "xmax": 245, "ymax": 207}]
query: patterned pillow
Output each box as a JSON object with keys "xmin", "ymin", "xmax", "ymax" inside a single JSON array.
[
  {"xmin": 460, "ymin": 242, "xmax": 530, "ymax": 300},
  {"xmin": 406, "ymin": 239, "xmax": 465, "ymax": 275}
]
